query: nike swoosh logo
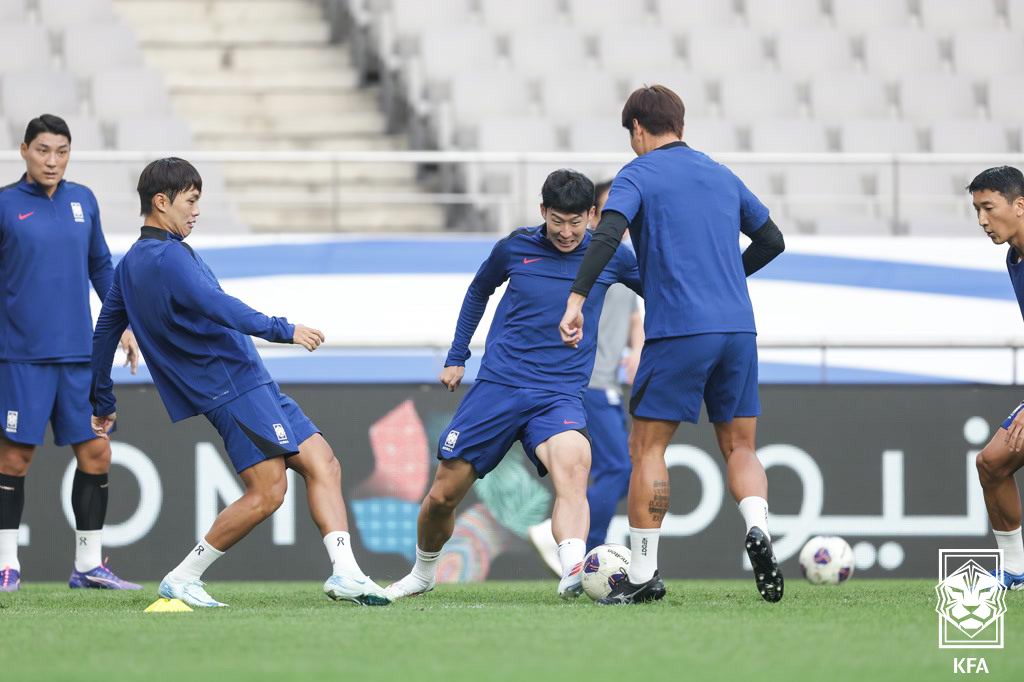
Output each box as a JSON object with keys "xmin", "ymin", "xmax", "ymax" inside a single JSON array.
[
  {"xmin": 523, "ymin": 257, "xmax": 543, "ymax": 264},
  {"xmin": 85, "ymin": 575, "xmax": 121, "ymax": 587},
  {"xmin": 563, "ymin": 420, "xmax": 579, "ymax": 425},
  {"xmin": 18, "ymin": 212, "xmax": 33, "ymax": 220}
]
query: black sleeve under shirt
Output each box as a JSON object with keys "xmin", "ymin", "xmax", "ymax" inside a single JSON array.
[
  {"xmin": 742, "ymin": 217, "xmax": 786, "ymax": 276},
  {"xmin": 570, "ymin": 210, "xmax": 629, "ymax": 297}
]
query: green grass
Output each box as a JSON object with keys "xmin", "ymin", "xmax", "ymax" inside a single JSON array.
[{"xmin": 1, "ymin": 581, "xmax": 1021, "ymax": 682}]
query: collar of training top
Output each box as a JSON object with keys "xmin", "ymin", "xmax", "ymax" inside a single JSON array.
[
  {"xmin": 654, "ymin": 140, "xmax": 688, "ymax": 152},
  {"xmin": 139, "ymin": 226, "xmax": 170, "ymax": 241},
  {"xmin": 17, "ymin": 172, "xmax": 66, "ymax": 196}
]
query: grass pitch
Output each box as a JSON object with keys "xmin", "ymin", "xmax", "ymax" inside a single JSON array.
[{"xmin": 2, "ymin": 580, "xmax": 1020, "ymax": 682}]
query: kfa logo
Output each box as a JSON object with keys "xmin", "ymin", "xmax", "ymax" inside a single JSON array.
[
  {"xmin": 70, "ymin": 202, "xmax": 85, "ymax": 223},
  {"xmin": 935, "ymin": 549, "xmax": 1007, "ymax": 649},
  {"xmin": 272, "ymin": 423, "xmax": 288, "ymax": 444},
  {"xmin": 5, "ymin": 411, "xmax": 17, "ymax": 433},
  {"xmin": 442, "ymin": 430, "xmax": 459, "ymax": 452}
]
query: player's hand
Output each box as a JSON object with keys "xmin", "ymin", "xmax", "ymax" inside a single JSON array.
[
  {"xmin": 440, "ymin": 365, "xmax": 465, "ymax": 392},
  {"xmin": 1006, "ymin": 409, "xmax": 1024, "ymax": 453},
  {"xmin": 91, "ymin": 413, "xmax": 116, "ymax": 440},
  {"xmin": 293, "ymin": 324, "xmax": 325, "ymax": 352},
  {"xmin": 622, "ymin": 350, "xmax": 641, "ymax": 385},
  {"xmin": 120, "ymin": 329, "xmax": 140, "ymax": 375},
  {"xmin": 559, "ymin": 294, "xmax": 586, "ymax": 349}
]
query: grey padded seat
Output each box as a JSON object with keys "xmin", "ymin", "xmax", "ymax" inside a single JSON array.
[
  {"xmin": 507, "ymin": 29, "xmax": 589, "ymax": 75},
  {"xmin": 653, "ymin": 0, "xmax": 739, "ymax": 30},
  {"xmin": 839, "ymin": 120, "xmax": 919, "ymax": 153},
  {"xmin": 928, "ymin": 120, "xmax": 1011, "ymax": 153},
  {"xmin": 863, "ymin": 29, "xmax": 944, "ymax": 81},
  {"xmin": 685, "ymin": 29, "xmax": 767, "ymax": 77},
  {"xmin": 988, "ymin": 76, "xmax": 1024, "ymax": 123},
  {"xmin": 566, "ymin": 0, "xmax": 656, "ymax": 29},
  {"xmin": 897, "ymin": 74, "xmax": 979, "ymax": 123},
  {"xmin": 743, "ymin": 0, "xmax": 828, "ymax": 31},
  {"xmin": 720, "ymin": 73, "xmax": 802, "ymax": 121},
  {"xmin": 597, "ymin": 28, "xmax": 682, "ymax": 74},
  {"xmin": 539, "ymin": 71, "xmax": 621, "ymax": 121},
  {"xmin": 683, "ymin": 120, "xmax": 741, "ymax": 153},
  {"xmin": 114, "ymin": 117, "xmax": 194, "ymax": 151},
  {"xmin": 917, "ymin": 0, "xmax": 998, "ymax": 33},
  {"xmin": 2, "ymin": 71, "xmax": 79, "ymax": 124},
  {"xmin": 0, "ymin": 0, "xmax": 28, "ymax": 21},
  {"xmin": 92, "ymin": 67, "xmax": 173, "ymax": 120},
  {"xmin": 566, "ymin": 118, "xmax": 631, "ymax": 153},
  {"xmin": 830, "ymin": 0, "xmax": 913, "ymax": 32},
  {"xmin": 774, "ymin": 29, "xmax": 857, "ymax": 79},
  {"xmin": 63, "ymin": 23, "xmax": 143, "ymax": 79},
  {"xmin": 748, "ymin": 119, "xmax": 830, "ymax": 153},
  {"xmin": 478, "ymin": 0, "xmax": 564, "ymax": 28},
  {"xmin": 0, "ymin": 24, "xmax": 51, "ymax": 73},
  {"xmin": 476, "ymin": 117, "xmax": 558, "ymax": 152},
  {"xmin": 952, "ymin": 31, "xmax": 1024, "ymax": 80},
  {"xmin": 38, "ymin": 0, "xmax": 114, "ymax": 29},
  {"xmin": 810, "ymin": 73, "xmax": 890, "ymax": 119},
  {"xmin": 62, "ymin": 116, "xmax": 105, "ymax": 149}
]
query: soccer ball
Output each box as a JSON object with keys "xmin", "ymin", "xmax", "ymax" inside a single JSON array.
[
  {"xmin": 799, "ymin": 536, "xmax": 854, "ymax": 585},
  {"xmin": 581, "ymin": 544, "xmax": 631, "ymax": 600}
]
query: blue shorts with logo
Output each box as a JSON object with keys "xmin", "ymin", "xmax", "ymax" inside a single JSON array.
[
  {"xmin": 629, "ymin": 333, "xmax": 760, "ymax": 424},
  {"xmin": 204, "ymin": 383, "xmax": 320, "ymax": 474},
  {"xmin": 1001, "ymin": 402, "xmax": 1024, "ymax": 430},
  {"xmin": 0, "ymin": 361, "xmax": 97, "ymax": 446},
  {"xmin": 438, "ymin": 380, "xmax": 589, "ymax": 478}
]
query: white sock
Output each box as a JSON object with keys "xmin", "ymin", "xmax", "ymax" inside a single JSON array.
[
  {"xmin": 411, "ymin": 546, "xmax": 441, "ymax": 583},
  {"xmin": 324, "ymin": 531, "xmax": 363, "ymax": 576},
  {"xmin": 0, "ymin": 529, "xmax": 19, "ymax": 571},
  {"xmin": 74, "ymin": 530, "xmax": 103, "ymax": 572},
  {"xmin": 628, "ymin": 527, "xmax": 660, "ymax": 583},
  {"xmin": 738, "ymin": 496, "xmax": 770, "ymax": 540},
  {"xmin": 556, "ymin": 538, "xmax": 585, "ymax": 577},
  {"xmin": 168, "ymin": 540, "xmax": 224, "ymax": 583},
  {"xmin": 994, "ymin": 527, "xmax": 1024, "ymax": 574}
]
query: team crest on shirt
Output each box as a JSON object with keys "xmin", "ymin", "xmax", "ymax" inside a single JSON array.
[
  {"xmin": 442, "ymin": 429, "xmax": 460, "ymax": 452},
  {"xmin": 70, "ymin": 202, "xmax": 85, "ymax": 223},
  {"xmin": 272, "ymin": 423, "xmax": 288, "ymax": 444},
  {"xmin": 6, "ymin": 411, "xmax": 17, "ymax": 433}
]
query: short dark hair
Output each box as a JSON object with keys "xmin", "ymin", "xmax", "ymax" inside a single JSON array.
[
  {"xmin": 594, "ymin": 180, "xmax": 613, "ymax": 202},
  {"xmin": 967, "ymin": 166, "xmax": 1024, "ymax": 203},
  {"xmin": 621, "ymin": 84, "xmax": 685, "ymax": 137},
  {"xmin": 137, "ymin": 157, "xmax": 203, "ymax": 216},
  {"xmin": 24, "ymin": 114, "xmax": 71, "ymax": 145},
  {"xmin": 541, "ymin": 169, "xmax": 595, "ymax": 215}
]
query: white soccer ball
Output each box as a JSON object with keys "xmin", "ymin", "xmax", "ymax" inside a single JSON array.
[
  {"xmin": 799, "ymin": 536, "xmax": 855, "ymax": 585},
  {"xmin": 581, "ymin": 544, "xmax": 631, "ymax": 600}
]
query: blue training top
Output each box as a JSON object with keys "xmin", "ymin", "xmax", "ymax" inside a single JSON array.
[
  {"xmin": 90, "ymin": 227, "xmax": 295, "ymax": 422},
  {"xmin": 1007, "ymin": 246, "xmax": 1024, "ymax": 320},
  {"xmin": 445, "ymin": 225, "xmax": 641, "ymax": 398},
  {"xmin": 603, "ymin": 141, "xmax": 769, "ymax": 340},
  {"xmin": 0, "ymin": 174, "xmax": 113, "ymax": 362}
]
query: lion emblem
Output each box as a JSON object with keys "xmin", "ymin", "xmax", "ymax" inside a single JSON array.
[{"xmin": 934, "ymin": 560, "xmax": 1007, "ymax": 637}]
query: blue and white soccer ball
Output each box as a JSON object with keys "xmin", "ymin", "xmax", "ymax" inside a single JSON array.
[
  {"xmin": 581, "ymin": 544, "xmax": 631, "ymax": 600},
  {"xmin": 799, "ymin": 536, "xmax": 854, "ymax": 585}
]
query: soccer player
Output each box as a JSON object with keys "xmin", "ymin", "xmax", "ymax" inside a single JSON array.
[
  {"xmin": 385, "ymin": 169, "xmax": 641, "ymax": 601},
  {"xmin": 530, "ymin": 180, "xmax": 643, "ymax": 572},
  {"xmin": 969, "ymin": 166, "xmax": 1024, "ymax": 589},
  {"xmin": 0, "ymin": 114, "xmax": 141, "ymax": 592},
  {"xmin": 559, "ymin": 85, "xmax": 786, "ymax": 604},
  {"xmin": 89, "ymin": 157, "xmax": 389, "ymax": 607}
]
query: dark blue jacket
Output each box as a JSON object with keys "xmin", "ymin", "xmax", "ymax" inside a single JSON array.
[
  {"xmin": 0, "ymin": 174, "xmax": 113, "ymax": 362},
  {"xmin": 446, "ymin": 226, "xmax": 641, "ymax": 398},
  {"xmin": 90, "ymin": 227, "xmax": 294, "ymax": 422}
]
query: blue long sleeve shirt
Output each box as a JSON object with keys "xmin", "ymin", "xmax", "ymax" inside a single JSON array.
[
  {"xmin": 446, "ymin": 225, "xmax": 641, "ymax": 398},
  {"xmin": 0, "ymin": 175, "xmax": 113, "ymax": 362},
  {"xmin": 90, "ymin": 227, "xmax": 295, "ymax": 422}
]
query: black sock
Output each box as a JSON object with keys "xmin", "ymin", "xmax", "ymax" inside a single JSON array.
[
  {"xmin": 0, "ymin": 472, "xmax": 25, "ymax": 530},
  {"xmin": 71, "ymin": 470, "xmax": 108, "ymax": 531}
]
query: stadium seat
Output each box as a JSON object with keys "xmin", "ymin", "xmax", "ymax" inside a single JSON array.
[
  {"xmin": 719, "ymin": 73, "xmax": 802, "ymax": 121},
  {"xmin": 774, "ymin": 29, "xmax": 857, "ymax": 79},
  {"xmin": 729, "ymin": 165, "xmax": 781, "ymax": 208},
  {"xmin": 566, "ymin": 118, "xmax": 631, "ymax": 153},
  {"xmin": 539, "ymin": 71, "xmax": 621, "ymax": 122},
  {"xmin": 811, "ymin": 215, "xmax": 893, "ymax": 236},
  {"xmin": 683, "ymin": 119, "xmax": 741, "ymax": 153},
  {"xmin": 377, "ymin": 0, "xmax": 472, "ymax": 44},
  {"xmin": 1011, "ymin": 0, "xmax": 1024, "ymax": 30},
  {"xmin": 508, "ymin": 29, "xmax": 590, "ymax": 76},
  {"xmin": 685, "ymin": 29, "xmax": 767, "ymax": 77},
  {"xmin": 62, "ymin": 116, "xmax": 105, "ymax": 149},
  {"xmin": 809, "ymin": 74, "xmax": 890, "ymax": 120},
  {"xmin": 91, "ymin": 68, "xmax": 173, "ymax": 120},
  {"xmin": 863, "ymin": 30, "xmax": 944, "ymax": 81},
  {"xmin": 917, "ymin": 0, "xmax": 999, "ymax": 34},
  {"xmin": 114, "ymin": 117, "xmax": 194, "ymax": 151},
  {"xmin": 0, "ymin": 24, "xmax": 51, "ymax": 74},
  {"xmin": 830, "ymin": 0, "xmax": 913, "ymax": 32},
  {"xmin": 749, "ymin": 120, "xmax": 829, "ymax": 152},
  {"xmin": 653, "ymin": 0, "xmax": 740, "ymax": 30},
  {"xmin": 67, "ymin": 161, "xmax": 134, "ymax": 191},
  {"xmin": 839, "ymin": 120, "xmax": 920, "ymax": 152},
  {"xmin": 478, "ymin": 0, "xmax": 564, "ymax": 28},
  {"xmin": 416, "ymin": 27, "xmax": 502, "ymax": 82},
  {"xmin": 905, "ymin": 214, "xmax": 976, "ymax": 236},
  {"xmin": 623, "ymin": 71, "xmax": 712, "ymax": 119},
  {"xmin": 987, "ymin": 76, "xmax": 1024, "ymax": 123},
  {"xmin": 952, "ymin": 32, "xmax": 1024, "ymax": 80},
  {"xmin": 929, "ymin": 120, "xmax": 1011, "ymax": 153},
  {"xmin": 476, "ymin": 117, "xmax": 558, "ymax": 152},
  {"xmin": 1, "ymin": 71, "xmax": 80, "ymax": 125},
  {"xmin": 897, "ymin": 75, "xmax": 980, "ymax": 123},
  {"xmin": 439, "ymin": 73, "xmax": 536, "ymax": 148},
  {"xmin": 38, "ymin": 0, "xmax": 114, "ymax": 29},
  {"xmin": 0, "ymin": 120, "xmax": 11, "ymax": 149},
  {"xmin": 743, "ymin": 0, "xmax": 828, "ymax": 31},
  {"xmin": 596, "ymin": 28, "xmax": 682, "ymax": 72},
  {"xmin": 566, "ymin": 0, "xmax": 656, "ymax": 29},
  {"xmin": 63, "ymin": 23, "xmax": 143, "ymax": 78},
  {"xmin": 0, "ymin": 0, "xmax": 28, "ymax": 21}
]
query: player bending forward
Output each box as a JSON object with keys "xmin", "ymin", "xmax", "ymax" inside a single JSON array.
[
  {"xmin": 386, "ymin": 170, "xmax": 641, "ymax": 601},
  {"xmin": 89, "ymin": 158, "xmax": 389, "ymax": 607},
  {"xmin": 970, "ymin": 166, "xmax": 1024, "ymax": 589}
]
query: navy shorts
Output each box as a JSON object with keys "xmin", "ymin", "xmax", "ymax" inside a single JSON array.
[
  {"xmin": 1002, "ymin": 402, "xmax": 1024, "ymax": 430},
  {"xmin": 204, "ymin": 383, "xmax": 320, "ymax": 474},
  {"xmin": 629, "ymin": 333, "xmax": 760, "ymax": 424},
  {"xmin": 438, "ymin": 380, "xmax": 589, "ymax": 478},
  {"xmin": 0, "ymin": 361, "xmax": 97, "ymax": 446}
]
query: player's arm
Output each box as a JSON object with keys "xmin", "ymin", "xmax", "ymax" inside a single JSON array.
[
  {"xmin": 441, "ymin": 239, "xmax": 509, "ymax": 391},
  {"xmin": 623, "ymin": 301, "xmax": 644, "ymax": 385},
  {"xmin": 160, "ymin": 246, "xmax": 321, "ymax": 350},
  {"xmin": 742, "ymin": 217, "xmax": 786, "ymax": 277},
  {"xmin": 89, "ymin": 276, "xmax": 129, "ymax": 438}
]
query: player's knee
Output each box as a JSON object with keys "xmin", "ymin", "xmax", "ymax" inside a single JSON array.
[
  {"xmin": 252, "ymin": 476, "xmax": 288, "ymax": 516},
  {"xmin": 976, "ymin": 448, "xmax": 1008, "ymax": 487},
  {"xmin": 425, "ymin": 486, "xmax": 460, "ymax": 515},
  {"xmin": 0, "ymin": 445, "xmax": 33, "ymax": 476}
]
